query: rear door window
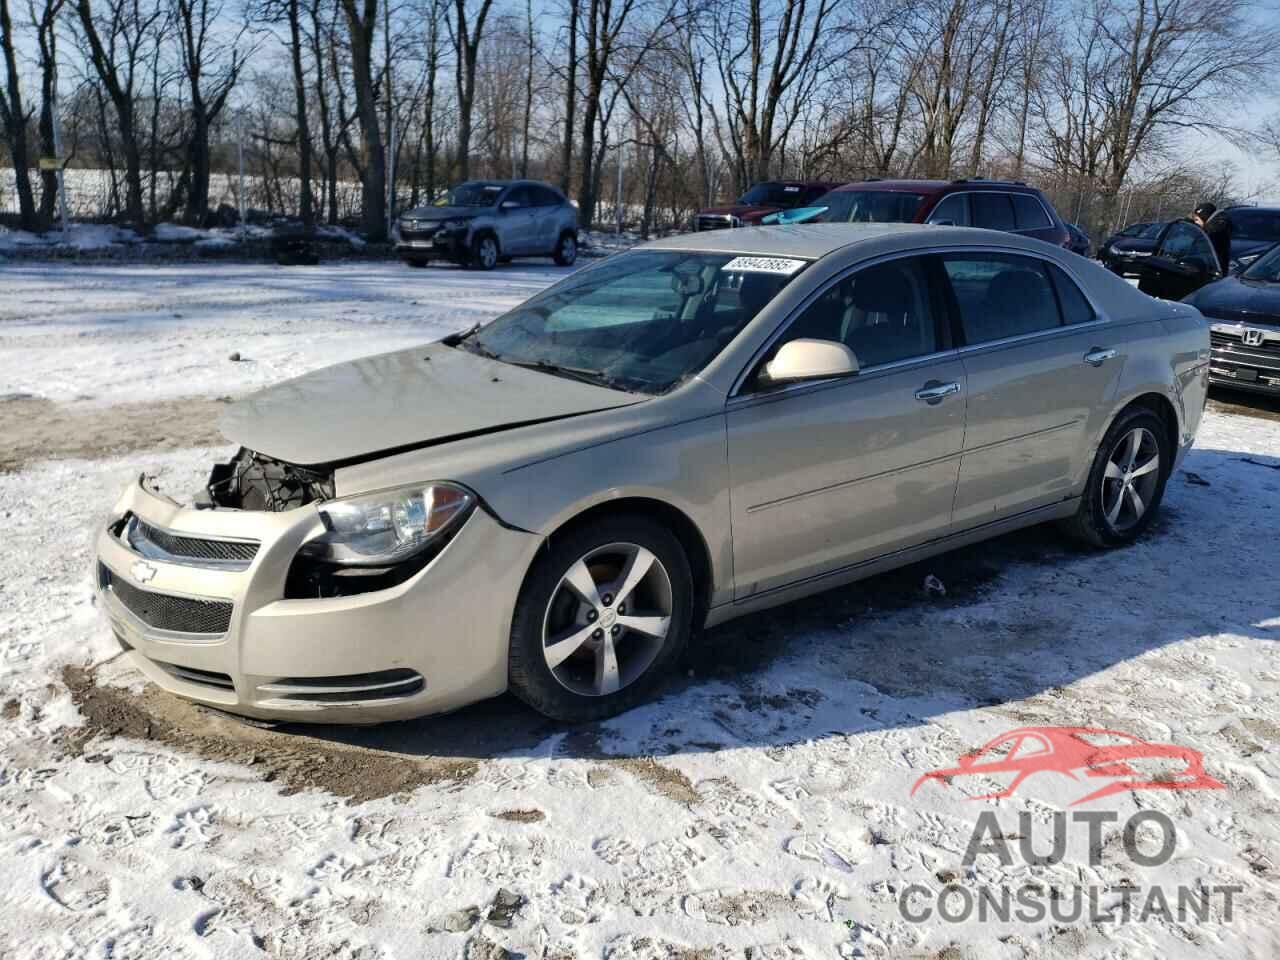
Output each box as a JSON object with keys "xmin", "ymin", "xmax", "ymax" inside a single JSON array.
[
  {"xmin": 532, "ymin": 186, "xmax": 562, "ymax": 207},
  {"xmin": 942, "ymin": 253, "xmax": 1062, "ymax": 343},
  {"xmin": 1011, "ymin": 194, "xmax": 1052, "ymax": 230},
  {"xmin": 927, "ymin": 193, "xmax": 970, "ymax": 226},
  {"xmin": 971, "ymin": 193, "xmax": 1017, "ymax": 231}
]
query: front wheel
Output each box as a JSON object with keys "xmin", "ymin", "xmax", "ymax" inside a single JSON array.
[
  {"xmin": 508, "ymin": 515, "xmax": 693, "ymax": 722},
  {"xmin": 1061, "ymin": 408, "xmax": 1171, "ymax": 547},
  {"xmin": 553, "ymin": 232, "xmax": 578, "ymax": 267},
  {"xmin": 471, "ymin": 234, "xmax": 499, "ymax": 271}
]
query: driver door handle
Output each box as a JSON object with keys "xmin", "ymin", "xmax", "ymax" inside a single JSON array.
[
  {"xmin": 1083, "ymin": 347, "xmax": 1118, "ymax": 367},
  {"xmin": 914, "ymin": 380, "xmax": 961, "ymax": 404}
]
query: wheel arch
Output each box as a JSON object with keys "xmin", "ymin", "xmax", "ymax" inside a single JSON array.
[
  {"xmin": 527, "ymin": 497, "xmax": 715, "ymax": 631},
  {"xmin": 1106, "ymin": 391, "xmax": 1180, "ymax": 463}
]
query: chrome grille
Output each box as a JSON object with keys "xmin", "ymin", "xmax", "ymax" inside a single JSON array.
[
  {"xmin": 100, "ymin": 564, "xmax": 233, "ymax": 635},
  {"xmin": 127, "ymin": 516, "xmax": 258, "ymax": 566},
  {"xmin": 1211, "ymin": 330, "xmax": 1280, "ymax": 358}
]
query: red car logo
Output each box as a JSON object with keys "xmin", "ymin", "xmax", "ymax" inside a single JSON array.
[{"xmin": 911, "ymin": 726, "xmax": 1225, "ymax": 806}]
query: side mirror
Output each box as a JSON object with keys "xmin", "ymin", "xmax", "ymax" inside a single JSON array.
[
  {"xmin": 761, "ymin": 339, "xmax": 859, "ymax": 386},
  {"xmin": 930, "ymin": 219, "xmax": 956, "ymax": 226}
]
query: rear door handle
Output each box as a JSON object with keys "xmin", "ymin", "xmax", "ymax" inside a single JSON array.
[
  {"xmin": 1084, "ymin": 347, "xmax": 1118, "ymax": 366},
  {"xmin": 914, "ymin": 380, "xmax": 961, "ymax": 404}
]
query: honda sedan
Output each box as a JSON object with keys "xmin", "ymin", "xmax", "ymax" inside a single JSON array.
[{"xmin": 95, "ymin": 224, "xmax": 1209, "ymax": 724}]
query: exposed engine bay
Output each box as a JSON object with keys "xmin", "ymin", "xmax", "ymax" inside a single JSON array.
[{"xmin": 205, "ymin": 448, "xmax": 335, "ymax": 511}]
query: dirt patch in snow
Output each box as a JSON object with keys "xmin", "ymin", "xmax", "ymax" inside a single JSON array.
[
  {"xmin": 1, "ymin": 699, "xmax": 18, "ymax": 720},
  {"xmin": 59, "ymin": 665, "xmax": 478, "ymax": 803},
  {"xmin": 608, "ymin": 757, "xmax": 700, "ymax": 807},
  {"xmin": 0, "ymin": 395, "xmax": 230, "ymax": 472},
  {"xmin": 490, "ymin": 808, "xmax": 546, "ymax": 823}
]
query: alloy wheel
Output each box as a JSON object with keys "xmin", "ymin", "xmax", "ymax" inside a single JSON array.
[
  {"xmin": 478, "ymin": 237, "xmax": 498, "ymax": 269},
  {"xmin": 1100, "ymin": 426, "xmax": 1161, "ymax": 532},
  {"xmin": 559, "ymin": 236, "xmax": 576, "ymax": 263},
  {"xmin": 541, "ymin": 542, "xmax": 673, "ymax": 697}
]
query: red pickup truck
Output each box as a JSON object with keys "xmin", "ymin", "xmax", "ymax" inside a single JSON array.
[{"xmin": 694, "ymin": 180, "xmax": 839, "ymax": 231}]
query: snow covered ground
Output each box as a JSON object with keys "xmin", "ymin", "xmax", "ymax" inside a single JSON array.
[{"xmin": 1, "ymin": 261, "xmax": 1279, "ymax": 959}]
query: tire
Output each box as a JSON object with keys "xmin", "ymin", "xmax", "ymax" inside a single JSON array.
[
  {"xmin": 553, "ymin": 231, "xmax": 578, "ymax": 267},
  {"xmin": 1061, "ymin": 408, "xmax": 1172, "ymax": 548},
  {"xmin": 404, "ymin": 258, "xmax": 429, "ymax": 268},
  {"xmin": 471, "ymin": 233, "xmax": 499, "ymax": 270},
  {"xmin": 508, "ymin": 514, "xmax": 693, "ymax": 722}
]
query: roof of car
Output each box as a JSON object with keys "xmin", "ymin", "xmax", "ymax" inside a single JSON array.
[
  {"xmin": 638, "ymin": 222, "xmax": 1049, "ymax": 260},
  {"xmin": 832, "ymin": 178, "xmax": 1041, "ymax": 194}
]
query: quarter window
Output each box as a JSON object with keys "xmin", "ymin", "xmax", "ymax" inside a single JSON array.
[
  {"xmin": 970, "ymin": 193, "xmax": 1017, "ymax": 231},
  {"xmin": 1048, "ymin": 264, "xmax": 1095, "ymax": 325},
  {"xmin": 927, "ymin": 193, "xmax": 970, "ymax": 226},
  {"xmin": 532, "ymin": 186, "xmax": 562, "ymax": 206},
  {"xmin": 942, "ymin": 254, "xmax": 1062, "ymax": 344},
  {"xmin": 1011, "ymin": 194, "xmax": 1052, "ymax": 230},
  {"xmin": 766, "ymin": 256, "xmax": 940, "ymax": 371}
]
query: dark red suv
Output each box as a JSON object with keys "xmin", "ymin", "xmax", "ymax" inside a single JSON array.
[
  {"xmin": 789, "ymin": 178, "xmax": 1071, "ymax": 248},
  {"xmin": 694, "ymin": 180, "xmax": 839, "ymax": 231}
]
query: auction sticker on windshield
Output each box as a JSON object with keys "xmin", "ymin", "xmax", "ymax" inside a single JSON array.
[{"xmin": 723, "ymin": 256, "xmax": 807, "ymax": 275}]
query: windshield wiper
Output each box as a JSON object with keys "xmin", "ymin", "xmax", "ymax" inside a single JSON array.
[{"xmin": 502, "ymin": 358, "xmax": 630, "ymax": 391}]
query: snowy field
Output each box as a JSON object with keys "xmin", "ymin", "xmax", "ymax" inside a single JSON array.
[{"xmin": 1, "ymin": 261, "xmax": 1279, "ymax": 959}]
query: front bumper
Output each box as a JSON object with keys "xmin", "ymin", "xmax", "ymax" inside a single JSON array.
[
  {"xmin": 395, "ymin": 224, "xmax": 470, "ymax": 260},
  {"xmin": 94, "ymin": 476, "xmax": 539, "ymax": 723},
  {"xmin": 1208, "ymin": 322, "xmax": 1280, "ymax": 395}
]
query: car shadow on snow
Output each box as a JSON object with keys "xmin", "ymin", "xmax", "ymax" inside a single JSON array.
[{"xmin": 287, "ymin": 443, "xmax": 1279, "ymax": 769}]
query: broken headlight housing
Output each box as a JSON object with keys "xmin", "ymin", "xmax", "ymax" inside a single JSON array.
[
  {"xmin": 287, "ymin": 483, "xmax": 476, "ymax": 599},
  {"xmin": 303, "ymin": 483, "xmax": 475, "ymax": 566}
]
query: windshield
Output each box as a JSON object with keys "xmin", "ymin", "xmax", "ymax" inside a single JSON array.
[
  {"xmin": 1227, "ymin": 210, "xmax": 1280, "ymax": 242},
  {"xmin": 811, "ymin": 190, "xmax": 926, "ymax": 224},
  {"xmin": 1242, "ymin": 243, "xmax": 1280, "ymax": 282},
  {"xmin": 737, "ymin": 182, "xmax": 810, "ymax": 207},
  {"xmin": 460, "ymin": 251, "xmax": 805, "ymax": 394},
  {"xmin": 444, "ymin": 182, "xmax": 506, "ymax": 207}
]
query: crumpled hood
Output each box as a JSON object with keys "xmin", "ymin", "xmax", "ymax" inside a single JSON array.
[
  {"xmin": 400, "ymin": 205, "xmax": 488, "ymax": 222},
  {"xmin": 220, "ymin": 343, "xmax": 642, "ymax": 467}
]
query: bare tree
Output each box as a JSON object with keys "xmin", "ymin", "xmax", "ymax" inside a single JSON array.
[
  {"xmin": 709, "ymin": 0, "xmax": 841, "ymax": 192},
  {"xmin": 338, "ymin": 0, "xmax": 388, "ymax": 238},
  {"xmin": 448, "ymin": 0, "xmax": 495, "ymax": 180},
  {"xmin": 0, "ymin": 0, "xmax": 37, "ymax": 227}
]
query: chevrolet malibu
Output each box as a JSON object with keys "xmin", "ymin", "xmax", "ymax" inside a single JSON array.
[{"xmin": 95, "ymin": 224, "xmax": 1209, "ymax": 724}]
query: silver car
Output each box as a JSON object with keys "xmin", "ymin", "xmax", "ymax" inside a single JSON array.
[
  {"xmin": 94, "ymin": 224, "xmax": 1210, "ymax": 724},
  {"xmin": 395, "ymin": 179, "xmax": 580, "ymax": 270}
]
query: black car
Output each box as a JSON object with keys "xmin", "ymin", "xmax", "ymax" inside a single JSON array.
[
  {"xmin": 1065, "ymin": 223, "xmax": 1090, "ymax": 257},
  {"xmin": 1098, "ymin": 220, "xmax": 1165, "ymax": 273},
  {"xmin": 1220, "ymin": 206, "xmax": 1280, "ymax": 273},
  {"xmin": 1183, "ymin": 242, "xmax": 1280, "ymax": 396}
]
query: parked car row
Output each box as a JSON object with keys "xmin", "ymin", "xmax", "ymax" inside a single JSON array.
[{"xmin": 394, "ymin": 175, "xmax": 1279, "ymax": 403}]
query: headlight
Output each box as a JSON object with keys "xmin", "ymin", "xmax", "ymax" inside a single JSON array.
[{"xmin": 302, "ymin": 482, "xmax": 475, "ymax": 566}]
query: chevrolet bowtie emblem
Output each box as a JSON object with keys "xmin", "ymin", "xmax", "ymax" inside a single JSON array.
[{"xmin": 130, "ymin": 559, "xmax": 157, "ymax": 583}]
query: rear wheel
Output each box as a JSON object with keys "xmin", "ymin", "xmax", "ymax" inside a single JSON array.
[
  {"xmin": 553, "ymin": 232, "xmax": 578, "ymax": 267},
  {"xmin": 508, "ymin": 515, "xmax": 693, "ymax": 722},
  {"xmin": 1061, "ymin": 408, "xmax": 1171, "ymax": 547}
]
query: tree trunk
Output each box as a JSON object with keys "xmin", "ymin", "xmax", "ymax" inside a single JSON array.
[
  {"xmin": 0, "ymin": 0, "xmax": 38, "ymax": 229},
  {"xmin": 340, "ymin": 0, "xmax": 387, "ymax": 239},
  {"xmin": 288, "ymin": 0, "xmax": 313, "ymax": 224},
  {"xmin": 559, "ymin": 0, "xmax": 578, "ymax": 192}
]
